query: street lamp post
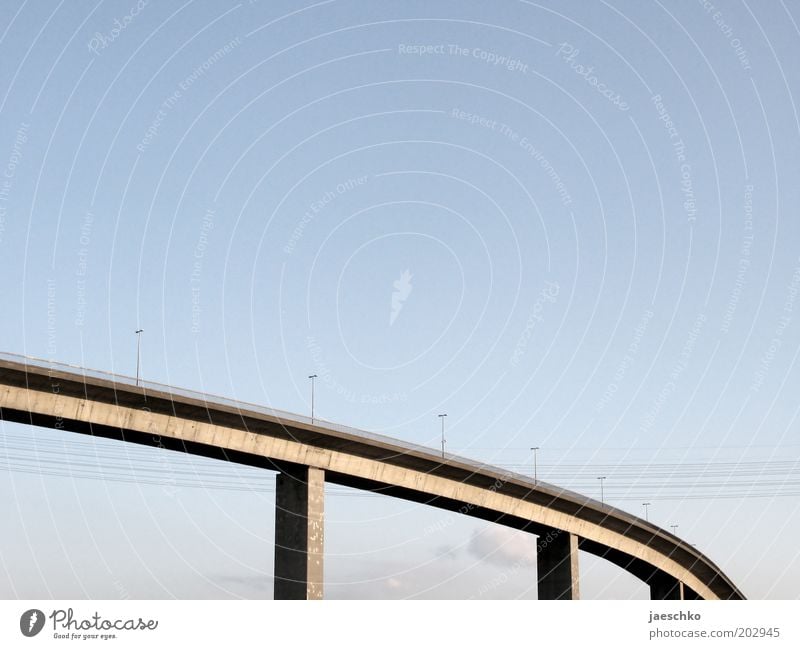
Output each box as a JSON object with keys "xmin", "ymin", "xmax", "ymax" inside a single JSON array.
[
  {"xmin": 642, "ymin": 502, "xmax": 651, "ymax": 522},
  {"xmin": 597, "ymin": 476, "xmax": 607, "ymax": 504},
  {"xmin": 308, "ymin": 374, "xmax": 318, "ymax": 423},
  {"xmin": 438, "ymin": 414, "xmax": 447, "ymax": 459},
  {"xmin": 530, "ymin": 446, "xmax": 540, "ymax": 485},
  {"xmin": 134, "ymin": 329, "xmax": 143, "ymax": 386},
  {"xmin": 670, "ymin": 524, "xmax": 679, "ymax": 536}
]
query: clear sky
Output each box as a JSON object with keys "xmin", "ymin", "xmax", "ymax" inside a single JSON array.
[{"xmin": 1, "ymin": 0, "xmax": 799, "ymax": 599}]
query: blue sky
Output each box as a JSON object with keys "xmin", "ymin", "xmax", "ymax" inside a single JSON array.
[{"xmin": 1, "ymin": 0, "xmax": 799, "ymax": 598}]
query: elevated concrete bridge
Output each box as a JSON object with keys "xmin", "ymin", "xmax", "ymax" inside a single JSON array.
[{"xmin": 0, "ymin": 353, "xmax": 744, "ymax": 600}]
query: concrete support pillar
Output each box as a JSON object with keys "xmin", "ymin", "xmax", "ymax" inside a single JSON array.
[
  {"xmin": 537, "ymin": 528, "xmax": 580, "ymax": 600},
  {"xmin": 649, "ymin": 572, "xmax": 683, "ymax": 600},
  {"xmin": 682, "ymin": 585, "xmax": 701, "ymax": 600},
  {"xmin": 274, "ymin": 466, "xmax": 324, "ymax": 600}
]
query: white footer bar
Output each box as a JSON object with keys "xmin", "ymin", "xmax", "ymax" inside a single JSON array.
[{"xmin": 1, "ymin": 600, "xmax": 797, "ymax": 648}]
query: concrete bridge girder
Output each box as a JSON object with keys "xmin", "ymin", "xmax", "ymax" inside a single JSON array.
[{"xmin": 0, "ymin": 361, "xmax": 744, "ymax": 601}]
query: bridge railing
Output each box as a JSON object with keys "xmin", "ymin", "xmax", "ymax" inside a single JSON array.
[{"xmin": 0, "ymin": 351, "xmax": 534, "ymax": 484}]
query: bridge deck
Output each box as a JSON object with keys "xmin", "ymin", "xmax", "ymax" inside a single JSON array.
[{"xmin": 0, "ymin": 352, "xmax": 745, "ymax": 600}]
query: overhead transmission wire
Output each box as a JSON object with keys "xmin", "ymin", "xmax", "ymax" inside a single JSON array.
[{"xmin": 1, "ymin": 431, "xmax": 799, "ymax": 501}]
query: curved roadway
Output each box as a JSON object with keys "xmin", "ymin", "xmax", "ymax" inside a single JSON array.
[{"xmin": 0, "ymin": 352, "xmax": 744, "ymax": 600}]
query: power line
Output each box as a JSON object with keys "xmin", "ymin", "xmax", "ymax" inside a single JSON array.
[{"xmin": 2, "ymin": 432, "xmax": 799, "ymax": 502}]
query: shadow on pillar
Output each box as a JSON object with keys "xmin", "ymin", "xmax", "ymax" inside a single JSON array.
[
  {"xmin": 649, "ymin": 572, "xmax": 698, "ymax": 600},
  {"xmin": 274, "ymin": 466, "xmax": 324, "ymax": 600},
  {"xmin": 537, "ymin": 528, "xmax": 580, "ymax": 600}
]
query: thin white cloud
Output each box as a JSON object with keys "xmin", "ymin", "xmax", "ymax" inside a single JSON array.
[{"xmin": 466, "ymin": 526, "xmax": 536, "ymax": 568}]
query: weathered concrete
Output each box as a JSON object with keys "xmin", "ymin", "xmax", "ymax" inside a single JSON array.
[
  {"xmin": 537, "ymin": 528, "xmax": 580, "ymax": 600},
  {"xmin": 0, "ymin": 356, "xmax": 745, "ymax": 600},
  {"xmin": 274, "ymin": 466, "xmax": 324, "ymax": 600}
]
